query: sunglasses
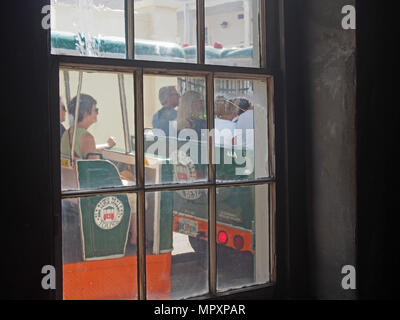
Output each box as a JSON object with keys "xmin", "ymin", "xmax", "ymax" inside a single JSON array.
[
  {"xmin": 61, "ymin": 105, "xmax": 66, "ymax": 111},
  {"xmin": 95, "ymin": 108, "xmax": 99, "ymax": 113}
]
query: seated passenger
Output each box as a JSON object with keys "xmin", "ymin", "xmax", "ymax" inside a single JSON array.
[
  {"xmin": 61, "ymin": 94, "xmax": 116, "ymax": 159},
  {"xmin": 177, "ymin": 90, "xmax": 207, "ymax": 139},
  {"xmin": 214, "ymin": 96, "xmax": 238, "ymax": 147},
  {"xmin": 152, "ymin": 86, "xmax": 180, "ymax": 136},
  {"xmin": 233, "ymin": 98, "xmax": 254, "ymax": 149}
]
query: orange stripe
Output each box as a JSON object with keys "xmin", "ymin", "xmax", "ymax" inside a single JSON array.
[{"xmin": 63, "ymin": 253, "xmax": 171, "ymax": 300}]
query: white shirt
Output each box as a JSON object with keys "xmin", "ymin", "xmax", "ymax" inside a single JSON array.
[
  {"xmin": 214, "ymin": 118, "xmax": 236, "ymax": 147},
  {"xmin": 234, "ymin": 110, "xmax": 254, "ymax": 150}
]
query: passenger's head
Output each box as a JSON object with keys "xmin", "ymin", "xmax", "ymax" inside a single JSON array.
[
  {"xmin": 68, "ymin": 94, "xmax": 98, "ymax": 124},
  {"xmin": 177, "ymin": 91, "xmax": 204, "ymax": 130},
  {"xmin": 215, "ymin": 96, "xmax": 238, "ymax": 120},
  {"xmin": 235, "ymin": 98, "xmax": 252, "ymax": 115},
  {"xmin": 159, "ymin": 86, "xmax": 180, "ymax": 108},
  {"xmin": 59, "ymin": 97, "xmax": 66, "ymax": 123}
]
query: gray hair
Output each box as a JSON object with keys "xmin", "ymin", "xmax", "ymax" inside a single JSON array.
[
  {"xmin": 159, "ymin": 86, "xmax": 176, "ymax": 105},
  {"xmin": 68, "ymin": 94, "xmax": 97, "ymax": 123}
]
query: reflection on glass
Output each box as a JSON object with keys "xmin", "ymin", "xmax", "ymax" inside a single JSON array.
[
  {"xmin": 205, "ymin": 0, "xmax": 260, "ymax": 67},
  {"xmin": 214, "ymin": 78, "xmax": 269, "ymax": 181},
  {"xmin": 134, "ymin": 0, "xmax": 197, "ymax": 63},
  {"xmin": 62, "ymin": 193, "xmax": 137, "ymax": 300},
  {"xmin": 216, "ymin": 184, "xmax": 270, "ymax": 292},
  {"xmin": 59, "ymin": 70, "xmax": 136, "ymax": 191},
  {"xmin": 143, "ymin": 75, "xmax": 208, "ymax": 185},
  {"xmin": 51, "ymin": 0, "xmax": 126, "ymax": 58},
  {"xmin": 146, "ymin": 189, "xmax": 209, "ymax": 300}
]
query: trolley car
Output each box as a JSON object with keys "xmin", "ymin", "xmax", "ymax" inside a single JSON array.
[{"xmin": 57, "ymin": 32, "xmax": 257, "ymax": 299}]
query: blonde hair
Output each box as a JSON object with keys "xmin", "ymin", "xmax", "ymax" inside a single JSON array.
[{"xmin": 177, "ymin": 91, "xmax": 203, "ymax": 131}]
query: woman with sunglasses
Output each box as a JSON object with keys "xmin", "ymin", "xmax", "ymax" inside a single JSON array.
[{"xmin": 60, "ymin": 93, "xmax": 116, "ymax": 160}]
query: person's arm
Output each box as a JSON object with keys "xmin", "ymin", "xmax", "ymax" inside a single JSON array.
[
  {"xmin": 80, "ymin": 132, "xmax": 98, "ymax": 159},
  {"xmin": 96, "ymin": 137, "xmax": 116, "ymax": 151},
  {"xmin": 81, "ymin": 133, "xmax": 116, "ymax": 159}
]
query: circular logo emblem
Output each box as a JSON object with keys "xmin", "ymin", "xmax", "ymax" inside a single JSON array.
[{"xmin": 94, "ymin": 196, "xmax": 124, "ymax": 230}]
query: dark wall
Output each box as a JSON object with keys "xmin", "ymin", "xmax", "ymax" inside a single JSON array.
[
  {"xmin": 2, "ymin": 0, "xmax": 56, "ymax": 299},
  {"xmin": 283, "ymin": 0, "xmax": 357, "ymax": 299},
  {"xmin": 356, "ymin": 1, "xmax": 398, "ymax": 299},
  {"xmin": 284, "ymin": 0, "xmax": 398, "ymax": 299},
  {"xmin": 303, "ymin": 0, "xmax": 357, "ymax": 299}
]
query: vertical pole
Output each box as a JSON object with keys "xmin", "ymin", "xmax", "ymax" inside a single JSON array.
[
  {"xmin": 70, "ymin": 71, "xmax": 83, "ymax": 163},
  {"xmin": 125, "ymin": 0, "xmax": 135, "ymax": 60},
  {"xmin": 63, "ymin": 70, "xmax": 71, "ymax": 107},
  {"xmin": 259, "ymin": 0, "xmax": 267, "ymax": 68},
  {"xmin": 197, "ymin": 0, "xmax": 205, "ymax": 64},
  {"xmin": 135, "ymin": 69, "xmax": 146, "ymax": 300},
  {"xmin": 206, "ymin": 72, "xmax": 216, "ymax": 295},
  {"xmin": 118, "ymin": 73, "xmax": 131, "ymax": 153}
]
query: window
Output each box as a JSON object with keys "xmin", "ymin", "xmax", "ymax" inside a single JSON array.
[{"xmin": 54, "ymin": 0, "xmax": 275, "ymax": 300}]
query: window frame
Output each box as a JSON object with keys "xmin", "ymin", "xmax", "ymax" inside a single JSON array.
[{"xmin": 50, "ymin": 0, "xmax": 287, "ymax": 300}]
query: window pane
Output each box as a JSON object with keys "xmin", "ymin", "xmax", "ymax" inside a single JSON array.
[
  {"xmin": 146, "ymin": 189, "xmax": 209, "ymax": 299},
  {"xmin": 62, "ymin": 193, "xmax": 137, "ymax": 299},
  {"xmin": 134, "ymin": 0, "xmax": 197, "ymax": 63},
  {"xmin": 205, "ymin": 0, "xmax": 260, "ymax": 67},
  {"xmin": 51, "ymin": 0, "xmax": 126, "ymax": 58},
  {"xmin": 60, "ymin": 70, "xmax": 136, "ymax": 191},
  {"xmin": 143, "ymin": 75, "xmax": 208, "ymax": 185},
  {"xmin": 214, "ymin": 77, "xmax": 269, "ymax": 181},
  {"xmin": 216, "ymin": 184, "xmax": 270, "ymax": 292}
]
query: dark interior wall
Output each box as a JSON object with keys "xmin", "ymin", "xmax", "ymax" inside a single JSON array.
[
  {"xmin": 283, "ymin": 0, "xmax": 357, "ymax": 299},
  {"xmin": 2, "ymin": 0, "xmax": 55, "ymax": 299},
  {"xmin": 284, "ymin": 0, "xmax": 398, "ymax": 300},
  {"xmin": 356, "ymin": 1, "xmax": 398, "ymax": 299},
  {"xmin": 303, "ymin": 0, "xmax": 357, "ymax": 299}
]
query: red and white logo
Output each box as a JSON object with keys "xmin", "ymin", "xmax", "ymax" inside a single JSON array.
[{"xmin": 94, "ymin": 196, "xmax": 124, "ymax": 230}]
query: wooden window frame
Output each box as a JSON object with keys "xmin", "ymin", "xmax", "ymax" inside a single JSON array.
[{"xmin": 50, "ymin": 0, "xmax": 287, "ymax": 300}]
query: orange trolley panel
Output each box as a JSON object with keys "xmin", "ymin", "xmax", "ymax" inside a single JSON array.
[{"xmin": 63, "ymin": 253, "xmax": 171, "ymax": 300}]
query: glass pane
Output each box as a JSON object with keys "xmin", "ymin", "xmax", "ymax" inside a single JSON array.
[
  {"xmin": 60, "ymin": 70, "xmax": 136, "ymax": 191},
  {"xmin": 216, "ymin": 184, "xmax": 270, "ymax": 292},
  {"xmin": 51, "ymin": 0, "xmax": 126, "ymax": 58},
  {"xmin": 205, "ymin": 0, "xmax": 260, "ymax": 67},
  {"xmin": 143, "ymin": 75, "xmax": 208, "ymax": 185},
  {"xmin": 62, "ymin": 193, "xmax": 137, "ymax": 299},
  {"xmin": 134, "ymin": 0, "xmax": 197, "ymax": 63},
  {"xmin": 146, "ymin": 189, "xmax": 209, "ymax": 299},
  {"xmin": 214, "ymin": 78, "xmax": 269, "ymax": 181}
]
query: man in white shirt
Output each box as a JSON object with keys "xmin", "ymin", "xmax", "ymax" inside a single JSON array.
[
  {"xmin": 233, "ymin": 98, "xmax": 254, "ymax": 150},
  {"xmin": 214, "ymin": 96, "xmax": 238, "ymax": 147}
]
